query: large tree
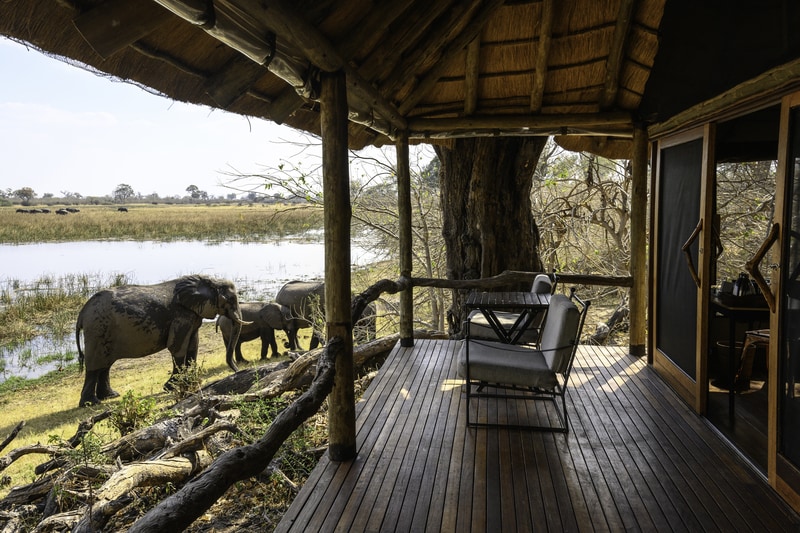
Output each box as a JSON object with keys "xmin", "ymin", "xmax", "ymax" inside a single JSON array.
[{"xmin": 435, "ymin": 137, "xmax": 548, "ymax": 333}]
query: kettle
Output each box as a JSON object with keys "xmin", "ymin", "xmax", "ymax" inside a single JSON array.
[{"xmin": 733, "ymin": 272, "xmax": 753, "ymax": 296}]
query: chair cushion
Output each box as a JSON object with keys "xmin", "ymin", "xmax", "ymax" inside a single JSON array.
[
  {"xmin": 467, "ymin": 310, "xmax": 543, "ymax": 344},
  {"xmin": 531, "ymin": 274, "xmax": 553, "ymax": 294},
  {"xmin": 538, "ymin": 294, "xmax": 580, "ymax": 374},
  {"xmin": 458, "ymin": 340, "xmax": 558, "ymax": 389}
]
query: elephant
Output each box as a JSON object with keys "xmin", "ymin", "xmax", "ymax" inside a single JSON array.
[
  {"xmin": 216, "ymin": 301, "xmax": 290, "ymax": 362},
  {"xmin": 354, "ymin": 301, "xmax": 377, "ymax": 345},
  {"xmin": 75, "ymin": 275, "xmax": 246, "ymax": 407},
  {"xmin": 275, "ymin": 281, "xmax": 379, "ymax": 350},
  {"xmin": 276, "ymin": 280, "xmax": 325, "ymax": 351}
]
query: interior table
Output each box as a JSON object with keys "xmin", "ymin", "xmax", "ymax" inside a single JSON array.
[
  {"xmin": 465, "ymin": 291, "xmax": 551, "ymax": 344},
  {"xmin": 709, "ymin": 295, "xmax": 770, "ymax": 421}
]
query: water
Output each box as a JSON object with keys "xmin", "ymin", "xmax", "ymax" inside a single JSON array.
[{"xmin": 0, "ymin": 238, "xmax": 382, "ymax": 381}]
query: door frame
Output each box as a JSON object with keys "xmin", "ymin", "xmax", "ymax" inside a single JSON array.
[
  {"xmin": 650, "ymin": 125, "xmax": 715, "ymax": 412},
  {"xmin": 770, "ymin": 91, "xmax": 800, "ymax": 508}
]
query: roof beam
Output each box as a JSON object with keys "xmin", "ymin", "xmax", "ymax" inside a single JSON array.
[
  {"xmin": 464, "ymin": 37, "xmax": 481, "ymax": 115},
  {"xmin": 231, "ymin": 0, "xmax": 407, "ymax": 133},
  {"xmin": 407, "ymin": 112, "xmax": 634, "ymax": 139},
  {"xmin": 530, "ymin": 0, "xmax": 554, "ymax": 112},
  {"xmin": 74, "ymin": 0, "xmax": 169, "ymax": 58},
  {"xmin": 600, "ymin": 0, "xmax": 636, "ymax": 110},
  {"xmin": 398, "ymin": 0, "xmax": 506, "ymax": 115}
]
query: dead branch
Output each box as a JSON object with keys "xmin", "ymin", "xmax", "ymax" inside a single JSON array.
[
  {"xmin": 156, "ymin": 419, "xmax": 239, "ymax": 460},
  {"xmin": 0, "ymin": 423, "xmax": 25, "ymax": 455},
  {"xmin": 72, "ymin": 451, "xmax": 213, "ymax": 533},
  {"xmin": 0, "ymin": 445, "xmax": 63, "ymax": 474},
  {"xmin": 126, "ymin": 338, "xmax": 340, "ymax": 532}
]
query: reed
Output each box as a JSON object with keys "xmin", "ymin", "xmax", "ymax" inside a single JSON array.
[
  {"xmin": 0, "ymin": 273, "xmax": 133, "ymax": 347},
  {"xmin": 0, "ymin": 204, "xmax": 323, "ymax": 243}
]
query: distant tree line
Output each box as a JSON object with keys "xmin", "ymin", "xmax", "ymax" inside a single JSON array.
[{"xmin": 0, "ymin": 183, "xmax": 303, "ymax": 207}]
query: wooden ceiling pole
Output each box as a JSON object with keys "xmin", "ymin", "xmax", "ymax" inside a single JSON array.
[
  {"xmin": 204, "ymin": 55, "xmax": 269, "ymax": 108},
  {"xmin": 600, "ymin": 0, "xmax": 637, "ymax": 110},
  {"xmin": 321, "ymin": 69, "xmax": 356, "ymax": 463},
  {"xmin": 408, "ymin": 111, "xmax": 633, "ymax": 136},
  {"xmin": 464, "ymin": 37, "xmax": 481, "ymax": 115},
  {"xmin": 72, "ymin": 0, "xmax": 169, "ymax": 58},
  {"xmin": 357, "ymin": 0, "xmax": 456, "ymax": 84},
  {"xmin": 530, "ymin": 0, "xmax": 554, "ymax": 112},
  {"xmin": 234, "ymin": 0, "xmax": 407, "ymax": 133},
  {"xmin": 398, "ymin": 0, "xmax": 505, "ymax": 115}
]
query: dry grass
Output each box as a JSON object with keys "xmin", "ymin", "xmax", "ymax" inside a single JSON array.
[{"xmin": 0, "ymin": 204, "xmax": 323, "ymax": 243}]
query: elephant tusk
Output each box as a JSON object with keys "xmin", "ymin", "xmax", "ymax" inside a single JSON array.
[{"xmin": 237, "ymin": 319, "xmax": 254, "ymax": 326}]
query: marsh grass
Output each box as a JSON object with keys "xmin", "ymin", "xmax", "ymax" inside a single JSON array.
[
  {"xmin": 0, "ymin": 273, "xmax": 132, "ymax": 347},
  {"xmin": 0, "ymin": 204, "xmax": 323, "ymax": 243}
]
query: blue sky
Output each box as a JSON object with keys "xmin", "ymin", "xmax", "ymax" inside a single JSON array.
[{"xmin": 0, "ymin": 37, "xmax": 320, "ymax": 199}]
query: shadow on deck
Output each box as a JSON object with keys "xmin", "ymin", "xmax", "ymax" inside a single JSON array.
[{"xmin": 277, "ymin": 339, "xmax": 800, "ymax": 532}]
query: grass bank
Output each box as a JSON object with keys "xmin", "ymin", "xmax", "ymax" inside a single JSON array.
[
  {"xmin": 0, "ymin": 322, "xmax": 306, "ymax": 499},
  {"xmin": 0, "ymin": 203, "xmax": 323, "ymax": 243}
]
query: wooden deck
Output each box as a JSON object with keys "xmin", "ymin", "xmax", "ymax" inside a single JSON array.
[{"xmin": 277, "ymin": 339, "xmax": 800, "ymax": 532}]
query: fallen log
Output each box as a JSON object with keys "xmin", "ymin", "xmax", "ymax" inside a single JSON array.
[
  {"xmin": 127, "ymin": 337, "xmax": 340, "ymax": 532},
  {"xmin": 72, "ymin": 451, "xmax": 212, "ymax": 533},
  {"xmin": 172, "ymin": 359, "xmax": 290, "ymax": 412}
]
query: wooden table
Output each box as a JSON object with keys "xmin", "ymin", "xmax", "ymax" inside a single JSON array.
[
  {"xmin": 709, "ymin": 295, "xmax": 770, "ymax": 420},
  {"xmin": 465, "ymin": 291, "xmax": 551, "ymax": 344}
]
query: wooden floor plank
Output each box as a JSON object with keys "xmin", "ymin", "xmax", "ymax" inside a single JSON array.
[{"xmin": 277, "ymin": 341, "xmax": 800, "ymax": 532}]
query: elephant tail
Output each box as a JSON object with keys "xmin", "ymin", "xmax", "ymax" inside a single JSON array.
[{"xmin": 75, "ymin": 314, "xmax": 84, "ymax": 372}]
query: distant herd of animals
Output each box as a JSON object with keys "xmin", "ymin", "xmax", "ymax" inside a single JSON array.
[
  {"xmin": 74, "ymin": 276, "xmax": 376, "ymax": 407},
  {"xmin": 15, "ymin": 207, "xmax": 129, "ymax": 214}
]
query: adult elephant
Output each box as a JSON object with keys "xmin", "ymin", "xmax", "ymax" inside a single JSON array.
[
  {"xmin": 276, "ymin": 281, "xmax": 379, "ymax": 349},
  {"xmin": 354, "ymin": 301, "xmax": 377, "ymax": 345},
  {"xmin": 275, "ymin": 280, "xmax": 325, "ymax": 351},
  {"xmin": 75, "ymin": 275, "xmax": 247, "ymax": 407},
  {"xmin": 216, "ymin": 302, "xmax": 290, "ymax": 362}
]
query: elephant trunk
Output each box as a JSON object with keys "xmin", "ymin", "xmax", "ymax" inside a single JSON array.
[{"xmin": 225, "ymin": 312, "xmax": 247, "ymax": 372}]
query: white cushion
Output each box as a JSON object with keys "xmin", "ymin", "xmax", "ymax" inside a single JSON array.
[
  {"xmin": 459, "ymin": 293, "xmax": 580, "ymax": 390},
  {"xmin": 458, "ymin": 340, "xmax": 558, "ymax": 389},
  {"xmin": 538, "ymin": 294, "xmax": 580, "ymax": 373}
]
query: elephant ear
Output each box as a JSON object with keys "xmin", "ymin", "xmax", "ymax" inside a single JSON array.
[{"xmin": 174, "ymin": 276, "xmax": 219, "ymax": 319}]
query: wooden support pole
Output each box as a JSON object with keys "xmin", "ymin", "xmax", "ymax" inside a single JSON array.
[
  {"xmin": 396, "ymin": 133, "xmax": 414, "ymax": 347},
  {"xmin": 321, "ymin": 70, "xmax": 356, "ymax": 461},
  {"xmin": 629, "ymin": 125, "xmax": 648, "ymax": 357}
]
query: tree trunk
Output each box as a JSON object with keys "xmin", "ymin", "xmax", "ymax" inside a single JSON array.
[{"xmin": 435, "ymin": 137, "xmax": 548, "ymax": 334}]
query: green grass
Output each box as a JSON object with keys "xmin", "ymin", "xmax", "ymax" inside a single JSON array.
[
  {"xmin": 0, "ymin": 273, "xmax": 130, "ymax": 348},
  {"xmin": 0, "ymin": 203, "xmax": 323, "ymax": 243}
]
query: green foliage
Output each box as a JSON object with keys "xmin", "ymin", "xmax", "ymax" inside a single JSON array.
[
  {"xmin": 110, "ymin": 390, "xmax": 158, "ymax": 436},
  {"xmin": 235, "ymin": 393, "xmax": 325, "ymax": 483},
  {"xmin": 166, "ymin": 361, "xmax": 203, "ymax": 402}
]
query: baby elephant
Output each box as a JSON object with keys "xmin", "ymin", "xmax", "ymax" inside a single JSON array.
[{"xmin": 216, "ymin": 302, "xmax": 290, "ymax": 362}]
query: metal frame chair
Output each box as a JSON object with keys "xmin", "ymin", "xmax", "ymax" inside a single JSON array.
[{"xmin": 459, "ymin": 289, "xmax": 589, "ymax": 432}]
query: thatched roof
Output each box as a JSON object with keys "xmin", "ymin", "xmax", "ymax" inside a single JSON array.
[{"xmin": 2, "ymin": 1, "xmax": 799, "ymax": 157}]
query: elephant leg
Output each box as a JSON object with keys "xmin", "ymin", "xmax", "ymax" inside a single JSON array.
[
  {"xmin": 186, "ymin": 331, "xmax": 199, "ymax": 366},
  {"xmin": 261, "ymin": 329, "xmax": 277, "ymax": 359},
  {"xmin": 286, "ymin": 325, "xmax": 299, "ymax": 350},
  {"xmin": 96, "ymin": 368, "xmax": 119, "ymax": 400},
  {"xmin": 79, "ymin": 370, "xmax": 102, "ymax": 407},
  {"xmin": 235, "ymin": 340, "xmax": 247, "ymax": 363},
  {"xmin": 310, "ymin": 332, "xmax": 322, "ymax": 350}
]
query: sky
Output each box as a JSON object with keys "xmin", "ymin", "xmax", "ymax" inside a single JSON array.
[{"xmin": 0, "ymin": 37, "xmax": 322, "ymax": 199}]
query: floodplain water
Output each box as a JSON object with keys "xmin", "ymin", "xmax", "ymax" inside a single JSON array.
[{"xmin": 0, "ymin": 237, "xmax": 380, "ymax": 381}]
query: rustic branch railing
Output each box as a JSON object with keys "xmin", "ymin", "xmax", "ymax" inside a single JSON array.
[{"xmin": 351, "ymin": 270, "xmax": 633, "ymax": 322}]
